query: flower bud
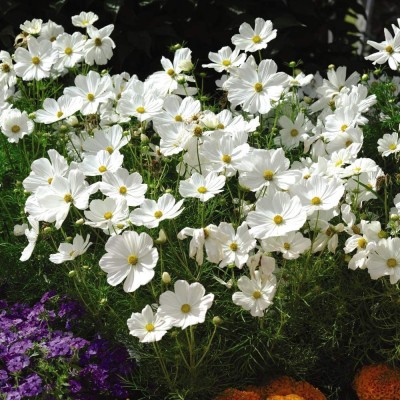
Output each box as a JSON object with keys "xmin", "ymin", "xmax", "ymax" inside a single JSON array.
[
  {"xmin": 361, "ymin": 73, "xmax": 369, "ymax": 82},
  {"xmin": 99, "ymin": 298, "xmax": 107, "ymax": 305},
  {"xmin": 28, "ymin": 112, "xmax": 36, "ymax": 119},
  {"xmin": 162, "ymin": 272, "xmax": 171, "ymax": 284},
  {"xmin": 43, "ymin": 226, "xmax": 52, "ymax": 234},
  {"xmin": 68, "ymin": 270, "xmax": 76, "ymax": 278},
  {"xmin": 75, "ymin": 218, "xmax": 84, "ymax": 225},
  {"xmin": 169, "ymin": 43, "xmax": 182, "ymax": 51},
  {"xmin": 66, "ymin": 115, "xmax": 79, "ymax": 126},
  {"xmin": 288, "ymin": 61, "xmax": 297, "ymax": 68},
  {"xmin": 212, "ymin": 316, "xmax": 222, "ymax": 326},
  {"xmin": 155, "ymin": 229, "xmax": 168, "ymax": 245},
  {"xmin": 390, "ymin": 214, "xmax": 399, "ymax": 221},
  {"xmin": 82, "ymin": 265, "xmax": 91, "ymax": 270},
  {"xmin": 140, "ymin": 133, "xmax": 149, "ymax": 143},
  {"xmin": 328, "ymin": 64, "xmax": 335, "ymax": 70},
  {"xmin": 66, "ymin": 236, "xmax": 73, "ymax": 243}
]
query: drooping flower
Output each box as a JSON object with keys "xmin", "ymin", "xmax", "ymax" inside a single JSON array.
[{"xmin": 49, "ymin": 234, "xmax": 92, "ymax": 264}]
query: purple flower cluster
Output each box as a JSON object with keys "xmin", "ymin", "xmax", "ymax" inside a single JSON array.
[{"xmin": 0, "ymin": 292, "xmax": 133, "ymax": 399}]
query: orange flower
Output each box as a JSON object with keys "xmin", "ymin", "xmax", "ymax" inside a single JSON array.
[
  {"xmin": 354, "ymin": 364, "xmax": 400, "ymax": 400},
  {"xmin": 268, "ymin": 395, "xmax": 305, "ymax": 400},
  {"xmin": 214, "ymin": 388, "xmax": 262, "ymax": 400},
  {"xmin": 263, "ymin": 376, "xmax": 326, "ymax": 400}
]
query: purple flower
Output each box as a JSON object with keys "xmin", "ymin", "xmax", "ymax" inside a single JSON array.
[
  {"xmin": 68, "ymin": 378, "xmax": 82, "ymax": 393},
  {"xmin": 0, "ymin": 369, "xmax": 8, "ymax": 384},
  {"xmin": 6, "ymin": 354, "xmax": 30, "ymax": 372},
  {"xmin": 18, "ymin": 373, "xmax": 42, "ymax": 397}
]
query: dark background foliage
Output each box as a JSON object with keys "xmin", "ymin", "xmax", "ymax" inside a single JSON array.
[{"xmin": 1, "ymin": 0, "xmax": 400, "ymax": 82}]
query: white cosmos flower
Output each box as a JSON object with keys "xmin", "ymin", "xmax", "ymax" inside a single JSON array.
[
  {"xmin": 23, "ymin": 149, "xmax": 68, "ymax": 194},
  {"xmin": 20, "ymin": 19, "xmax": 42, "ymax": 34},
  {"xmin": 64, "ymin": 70, "xmax": 113, "ymax": 115},
  {"xmin": 84, "ymin": 198, "xmax": 129, "ymax": 234},
  {"xmin": 83, "ymin": 25, "xmax": 115, "ymax": 65},
  {"xmin": 53, "ymin": 32, "xmax": 86, "ymax": 70},
  {"xmin": 0, "ymin": 51, "xmax": 16, "ymax": 87},
  {"xmin": 130, "ymin": 193, "xmax": 184, "ymax": 229},
  {"xmin": 72, "ymin": 11, "xmax": 99, "ymax": 28},
  {"xmin": 239, "ymin": 148, "xmax": 299, "ymax": 192},
  {"xmin": 291, "ymin": 175, "xmax": 345, "ymax": 216},
  {"xmin": 276, "ymin": 113, "xmax": 310, "ymax": 149},
  {"xmin": 1, "ymin": 109, "xmax": 34, "ymax": 143},
  {"xmin": 227, "ymin": 59, "xmax": 288, "ymax": 114},
  {"xmin": 100, "ymin": 168, "xmax": 147, "ymax": 207},
  {"xmin": 49, "ymin": 234, "xmax": 92, "ymax": 264},
  {"xmin": 35, "ymin": 95, "xmax": 83, "ymax": 124},
  {"xmin": 231, "ymin": 18, "xmax": 277, "ymax": 52},
  {"xmin": 177, "ymin": 224, "xmax": 226, "ymax": 265},
  {"xmin": 247, "ymin": 191, "xmax": 307, "ymax": 239},
  {"xmin": 202, "ymin": 46, "xmax": 246, "ymax": 72},
  {"xmin": 218, "ymin": 222, "xmax": 256, "ymax": 268},
  {"xmin": 378, "ymin": 132, "xmax": 400, "ymax": 157},
  {"xmin": 262, "ymin": 232, "xmax": 311, "ymax": 260},
  {"xmin": 39, "ymin": 20, "xmax": 64, "ymax": 42},
  {"xmin": 232, "ymin": 265, "xmax": 277, "ymax": 317},
  {"xmin": 158, "ymin": 280, "xmax": 214, "ymax": 330},
  {"xmin": 366, "ymin": 237, "xmax": 400, "ymax": 284},
  {"xmin": 14, "ymin": 37, "xmax": 58, "ymax": 81},
  {"xmin": 179, "ymin": 172, "xmax": 226, "ymax": 202},
  {"xmin": 14, "ymin": 223, "xmax": 28, "ymax": 237},
  {"xmin": 79, "ymin": 149, "xmax": 124, "ymax": 177},
  {"xmin": 26, "ymin": 170, "xmax": 97, "ymax": 229},
  {"xmin": 127, "ymin": 305, "xmax": 172, "ymax": 343},
  {"xmin": 365, "ymin": 28, "xmax": 400, "ymax": 70},
  {"xmin": 99, "ymin": 230, "xmax": 158, "ymax": 292}
]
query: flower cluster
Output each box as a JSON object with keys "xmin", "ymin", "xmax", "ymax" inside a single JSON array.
[
  {"xmin": 0, "ymin": 292, "xmax": 132, "ymax": 399},
  {"xmin": 353, "ymin": 364, "xmax": 400, "ymax": 400},
  {"xmin": 3, "ymin": 8, "xmax": 400, "ymax": 399}
]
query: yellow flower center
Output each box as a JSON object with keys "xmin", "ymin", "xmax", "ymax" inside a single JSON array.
[
  {"xmin": 357, "ymin": 238, "xmax": 367, "ymax": 249},
  {"xmin": 387, "ymin": 258, "xmax": 397, "ymax": 268},
  {"xmin": 222, "ymin": 154, "xmax": 231, "ymax": 163},
  {"xmin": 11, "ymin": 125, "xmax": 20, "ymax": 133},
  {"xmin": 119, "ymin": 186, "xmax": 127, "ymax": 194},
  {"xmin": 283, "ymin": 242, "xmax": 291, "ymax": 250},
  {"xmin": 82, "ymin": 20, "xmax": 89, "ymax": 26},
  {"xmin": 197, "ymin": 186, "xmax": 207, "ymax": 194},
  {"xmin": 87, "ymin": 93, "xmax": 95, "ymax": 101},
  {"xmin": 222, "ymin": 59, "xmax": 231, "ymax": 66},
  {"xmin": 167, "ymin": 68, "xmax": 175, "ymax": 76},
  {"xmin": 345, "ymin": 140, "xmax": 353, "ymax": 147},
  {"xmin": 1, "ymin": 64, "xmax": 10, "ymax": 73},
  {"xmin": 47, "ymin": 177, "xmax": 53, "ymax": 184},
  {"xmin": 31, "ymin": 56, "xmax": 40, "ymax": 65},
  {"xmin": 389, "ymin": 143, "xmax": 397, "ymax": 150},
  {"xmin": 181, "ymin": 304, "xmax": 191, "ymax": 313},
  {"xmin": 252, "ymin": 35, "xmax": 261, "ymax": 43},
  {"xmin": 136, "ymin": 106, "xmax": 145, "ymax": 114},
  {"xmin": 103, "ymin": 211, "xmax": 113, "ymax": 220},
  {"xmin": 105, "ymin": 146, "xmax": 114, "ymax": 154},
  {"xmin": 193, "ymin": 126, "xmax": 203, "ymax": 137},
  {"xmin": 385, "ymin": 45, "xmax": 394, "ymax": 54},
  {"xmin": 252, "ymin": 290, "xmax": 262, "ymax": 299},
  {"xmin": 263, "ymin": 170, "xmax": 274, "ymax": 181},
  {"xmin": 335, "ymin": 160, "xmax": 343, "ymax": 167},
  {"xmin": 303, "ymin": 174, "xmax": 311, "ymax": 179},
  {"xmin": 311, "ymin": 196, "xmax": 321, "ymax": 205},
  {"xmin": 290, "ymin": 128, "xmax": 299, "ymax": 137},
  {"xmin": 216, "ymin": 123, "xmax": 225, "ymax": 129},
  {"xmin": 145, "ymin": 323, "xmax": 155, "ymax": 332},
  {"xmin": 94, "ymin": 38, "xmax": 102, "ymax": 46},
  {"xmin": 229, "ymin": 242, "xmax": 238, "ymax": 252},
  {"xmin": 274, "ymin": 215, "xmax": 283, "ymax": 225},
  {"xmin": 254, "ymin": 82, "xmax": 263, "ymax": 92},
  {"xmin": 203, "ymin": 228, "xmax": 209, "ymax": 239},
  {"xmin": 56, "ymin": 111, "xmax": 64, "ymax": 118},
  {"xmin": 64, "ymin": 47, "xmax": 73, "ymax": 55},
  {"xmin": 154, "ymin": 210, "xmax": 163, "ymax": 219},
  {"xmin": 64, "ymin": 193, "xmax": 73, "ymax": 203},
  {"xmin": 175, "ymin": 115, "xmax": 183, "ymax": 122},
  {"xmin": 128, "ymin": 255, "xmax": 138, "ymax": 265},
  {"xmin": 340, "ymin": 124, "xmax": 348, "ymax": 132},
  {"xmin": 98, "ymin": 165, "xmax": 107, "ymax": 173}
]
